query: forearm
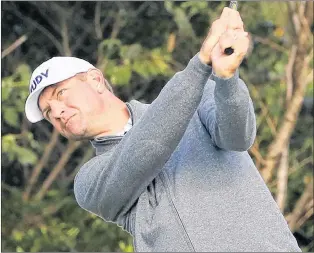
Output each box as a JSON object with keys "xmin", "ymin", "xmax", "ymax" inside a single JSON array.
[
  {"xmin": 136, "ymin": 54, "xmax": 212, "ymax": 149},
  {"xmin": 212, "ymin": 70, "xmax": 256, "ymax": 151}
]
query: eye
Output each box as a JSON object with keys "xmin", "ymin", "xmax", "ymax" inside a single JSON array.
[
  {"xmin": 57, "ymin": 89, "xmax": 66, "ymax": 99},
  {"xmin": 46, "ymin": 109, "xmax": 51, "ymax": 120}
]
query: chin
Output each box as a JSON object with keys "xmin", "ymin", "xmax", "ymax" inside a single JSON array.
[
  {"xmin": 63, "ymin": 127, "xmax": 88, "ymax": 141},
  {"xmin": 63, "ymin": 118, "xmax": 89, "ymax": 139}
]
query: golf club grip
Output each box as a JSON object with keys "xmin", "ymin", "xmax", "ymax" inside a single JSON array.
[{"xmin": 224, "ymin": 1, "xmax": 238, "ymax": 55}]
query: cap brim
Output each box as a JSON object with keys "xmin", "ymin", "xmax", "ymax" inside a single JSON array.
[{"xmin": 25, "ymin": 87, "xmax": 46, "ymax": 123}]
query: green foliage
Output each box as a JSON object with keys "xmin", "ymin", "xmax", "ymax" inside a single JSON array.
[
  {"xmin": 260, "ymin": 2, "xmax": 288, "ymax": 28},
  {"xmin": 180, "ymin": 1, "xmax": 209, "ymax": 17},
  {"xmin": 2, "ymin": 185, "xmax": 133, "ymax": 252},
  {"xmin": 2, "ymin": 64, "xmax": 32, "ymax": 127},
  {"xmin": 98, "ymin": 40, "xmax": 173, "ymax": 85},
  {"xmin": 2, "ymin": 134, "xmax": 38, "ymax": 166},
  {"xmin": 3, "ymin": 106, "xmax": 19, "ymax": 128},
  {"xmin": 165, "ymin": 1, "xmax": 196, "ymax": 37}
]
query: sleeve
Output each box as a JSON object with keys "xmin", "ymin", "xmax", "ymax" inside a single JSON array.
[
  {"xmin": 197, "ymin": 70, "xmax": 256, "ymax": 151},
  {"xmin": 74, "ymin": 54, "xmax": 212, "ymax": 222}
]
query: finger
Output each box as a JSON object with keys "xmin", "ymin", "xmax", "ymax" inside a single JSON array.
[
  {"xmin": 220, "ymin": 7, "xmax": 231, "ymax": 20},
  {"xmin": 227, "ymin": 10, "xmax": 244, "ymax": 31},
  {"xmin": 218, "ymin": 30, "xmax": 235, "ymax": 53},
  {"xmin": 220, "ymin": 7, "xmax": 244, "ymax": 31},
  {"xmin": 219, "ymin": 30, "xmax": 248, "ymax": 53},
  {"xmin": 233, "ymin": 34, "xmax": 250, "ymax": 58},
  {"xmin": 200, "ymin": 17, "xmax": 230, "ymax": 63},
  {"xmin": 226, "ymin": 36, "xmax": 250, "ymax": 71},
  {"xmin": 210, "ymin": 18, "xmax": 228, "ymax": 38}
]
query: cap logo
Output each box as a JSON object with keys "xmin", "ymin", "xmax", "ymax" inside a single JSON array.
[{"xmin": 29, "ymin": 68, "xmax": 49, "ymax": 93}]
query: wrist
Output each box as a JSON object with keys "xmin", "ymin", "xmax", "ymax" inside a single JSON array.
[
  {"xmin": 189, "ymin": 53, "xmax": 213, "ymax": 75},
  {"xmin": 198, "ymin": 53, "xmax": 212, "ymax": 66},
  {"xmin": 213, "ymin": 69, "xmax": 236, "ymax": 79}
]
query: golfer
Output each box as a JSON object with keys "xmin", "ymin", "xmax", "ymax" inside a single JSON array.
[{"xmin": 25, "ymin": 8, "xmax": 301, "ymax": 252}]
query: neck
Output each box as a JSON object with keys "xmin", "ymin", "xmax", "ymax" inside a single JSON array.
[{"xmin": 94, "ymin": 95, "xmax": 130, "ymax": 138}]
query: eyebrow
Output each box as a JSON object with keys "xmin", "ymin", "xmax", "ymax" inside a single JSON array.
[
  {"xmin": 40, "ymin": 85, "xmax": 59, "ymax": 119},
  {"xmin": 51, "ymin": 86, "xmax": 59, "ymax": 98}
]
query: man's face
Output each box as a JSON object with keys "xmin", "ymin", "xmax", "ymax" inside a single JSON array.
[{"xmin": 38, "ymin": 72, "xmax": 106, "ymax": 140}]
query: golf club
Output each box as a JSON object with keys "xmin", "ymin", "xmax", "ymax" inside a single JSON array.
[{"xmin": 224, "ymin": 1, "xmax": 238, "ymax": 55}]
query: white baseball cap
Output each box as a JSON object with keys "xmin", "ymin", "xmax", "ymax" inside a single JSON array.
[{"xmin": 25, "ymin": 56, "xmax": 95, "ymax": 123}]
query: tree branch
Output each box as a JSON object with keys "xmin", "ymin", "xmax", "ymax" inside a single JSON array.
[
  {"xmin": 247, "ymin": 80, "xmax": 278, "ymax": 136},
  {"xmin": 22, "ymin": 129, "xmax": 60, "ymax": 202},
  {"xmin": 71, "ymin": 27, "xmax": 91, "ymax": 53},
  {"xmin": 34, "ymin": 140, "xmax": 81, "ymax": 201},
  {"xmin": 275, "ymin": 50, "xmax": 297, "ymax": 211},
  {"xmin": 261, "ymin": 75, "xmax": 309, "ymax": 182},
  {"xmin": 305, "ymin": 69, "xmax": 313, "ymax": 87},
  {"xmin": 65, "ymin": 145, "xmax": 94, "ymax": 186},
  {"xmin": 248, "ymin": 140, "xmax": 265, "ymax": 169},
  {"xmin": 260, "ymin": 3, "xmax": 312, "ymax": 183},
  {"xmin": 286, "ymin": 179, "xmax": 313, "ymax": 232},
  {"xmin": 296, "ymin": 199, "xmax": 313, "ymax": 230},
  {"xmin": 285, "ymin": 45, "xmax": 297, "ymax": 102},
  {"xmin": 276, "ymin": 144, "xmax": 289, "ymax": 212},
  {"xmin": 289, "ymin": 2, "xmax": 301, "ymax": 36},
  {"xmin": 94, "ymin": 2, "xmax": 102, "ymax": 40},
  {"xmin": 253, "ymin": 35, "xmax": 287, "ymax": 54},
  {"xmin": 8, "ymin": 3, "xmax": 64, "ymax": 55},
  {"xmin": 61, "ymin": 16, "xmax": 72, "ymax": 56},
  {"xmin": 27, "ymin": 2, "xmax": 61, "ymax": 34},
  {"xmin": 269, "ymin": 155, "xmax": 313, "ymax": 190},
  {"xmin": 2, "ymin": 34, "xmax": 28, "ymax": 59}
]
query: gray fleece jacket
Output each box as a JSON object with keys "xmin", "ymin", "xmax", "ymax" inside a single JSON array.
[{"xmin": 74, "ymin": 54, "xmax": 301, "ymax": 252}]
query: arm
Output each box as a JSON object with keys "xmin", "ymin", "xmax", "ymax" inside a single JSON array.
[
  {"xmin": 197, "ymin": 7, "xmax": 255, "ymax": 151},
  {"xmin": 74, "ymin": 54, "xmax": 212, "ymax": 222},
  {"xmin": 198, "ymin": 70, "xmax": 256, "ymax": 151}
]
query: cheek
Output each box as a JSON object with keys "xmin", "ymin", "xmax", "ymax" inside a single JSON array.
[{"xmin": 72, "ymin": 92, "xmax": 103, "ymax": 113}]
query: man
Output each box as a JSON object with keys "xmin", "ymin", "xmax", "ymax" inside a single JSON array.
[{"xmin": 25, "ymin": 8, "xmax": 301, "ymax": 252}]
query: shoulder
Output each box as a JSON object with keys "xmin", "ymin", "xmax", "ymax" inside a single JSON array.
[
  {"xmin": 74, "ymin": 153, "xmax": 111, "ymax": 183},
  {"xmin": 127, "ymin": 99, "xmax": 151, "ymax": 124},
  {"xmin": 128, "ymin": 99, "xmax": 150, "ymax": 111},
  {"xmin": 73, "ymin": 154, "xmax": 110, "ymax": 199}
]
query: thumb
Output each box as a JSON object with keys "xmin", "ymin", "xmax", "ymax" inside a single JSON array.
[
  {"xmin": 202, "ymin": 34, "xmax": 220, "ymax": 53},
  {"xmin": 199, "ymin": 33, "xmax": 220, "ymax": 64}
]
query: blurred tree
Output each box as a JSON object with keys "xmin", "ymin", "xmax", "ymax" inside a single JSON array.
[{"xmin": 1, "ymin": 1, "xmax": 313, "ymax": 252}]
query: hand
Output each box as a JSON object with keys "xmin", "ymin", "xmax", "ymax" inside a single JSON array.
[
  {"xmin": 199, "ymin": 7, "xmax": 244, "ymax": 65},
  {"xmin": 211, "ymin": 29, "xmax": 250, "ymax": 78}
]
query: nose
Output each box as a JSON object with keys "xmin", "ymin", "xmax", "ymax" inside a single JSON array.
[{"xmin": 48, "ymin": 100, "xmax": 65, "ymax": 119}]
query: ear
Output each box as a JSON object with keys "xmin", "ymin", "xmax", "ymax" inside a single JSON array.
[{"xmin": 86, "ymin": 69, "xmax": 106, "ymax": 94}]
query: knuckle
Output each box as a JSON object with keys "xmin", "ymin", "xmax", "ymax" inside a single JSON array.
[
  {"xmin": 230, "ymin": 9, "xmax": 237, "ymax": 15},
  {"xmin": 221, "ymin": 7, "xmax": 229, "ymax": 15},
  {"xmin": 239, "ymin": 52, "xmax": 246, "ymax": 58},
  {"xmin": 212, "ymin": 19, "xmax": 222, "ymax": 29},
  {"xmin": 212, "ymin": 19, "xmax": 220, "ymax": 26}
]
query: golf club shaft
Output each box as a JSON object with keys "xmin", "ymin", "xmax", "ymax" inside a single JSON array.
[{"xmin": 224, "ymin": 1, "xmax": 238, "ymax": 55}]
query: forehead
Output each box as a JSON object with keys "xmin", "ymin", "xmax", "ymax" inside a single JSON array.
[
  {"xmin": 40, "ymin": 76, "xmax": 76, "ymax": 98},
  {"xmin": 37, "ymin": 78, "xmax": 72, "ymax": 110},
  {"xmin": 39, "ymin": 82, "xmax": 60, "ymax": 100}
]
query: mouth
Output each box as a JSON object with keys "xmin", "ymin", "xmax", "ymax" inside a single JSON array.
[{"xmin": 64, "ymin": 114, "xmax": 75, "ymax": 129}]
